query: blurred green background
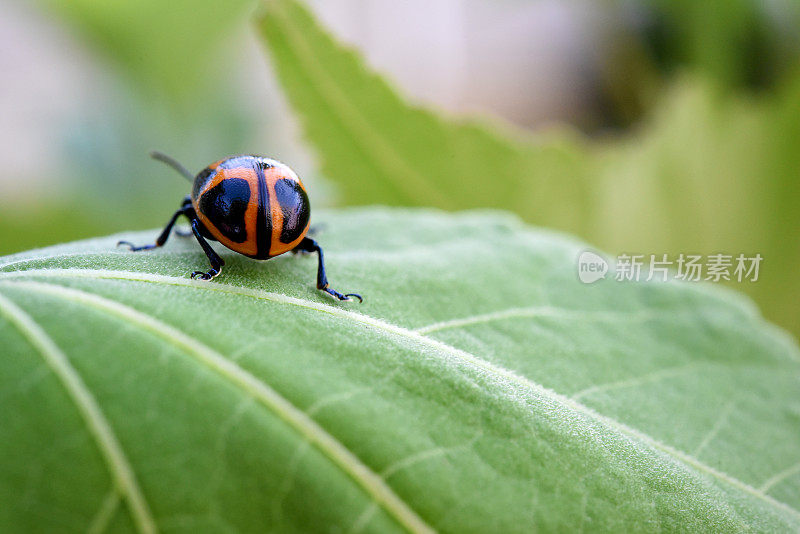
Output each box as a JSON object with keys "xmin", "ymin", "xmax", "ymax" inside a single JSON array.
[{"xmin": 0, "ymin": 0, "xmax": 798, "ymax": 336}]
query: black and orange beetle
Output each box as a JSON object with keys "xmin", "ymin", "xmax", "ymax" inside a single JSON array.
[{"xmin": 119, "ymin": 151, "xmax": 362, "ymax": 302}]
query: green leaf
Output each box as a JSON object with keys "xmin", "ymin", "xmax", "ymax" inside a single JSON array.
[
  {"xmin": 1, "ymin": 207, "xmax": 798, "ymax": 532},
  {"xmin": 37, "ymin": 0, "xmax": 256, "ymax": 99},
  {"xmin": 254, "ymin": 0, "xmax": 800, "ymax": 342},
  {"xmin": 631, "ymin": 0, "xmax": 800, "ymax": 89},
  {"xmin": 255, "ymin": 0, "xmax": 590, "ymax": 226}
]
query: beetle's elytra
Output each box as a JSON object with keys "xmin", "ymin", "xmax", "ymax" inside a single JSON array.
[
  {"xmin": 118, "ymin": 151, "xmax": 361, "ymax": 302},
  {"xmin": 192, "ymin": 155, "xmax": 310, "ymax": 259}
]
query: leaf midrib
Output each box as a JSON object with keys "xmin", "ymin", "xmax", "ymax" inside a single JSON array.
[
  {"xmin": 1, "ymin": 267, "xmax": 797, "ymax": 521},
  {"xmin": 1, "ymin": 279, "xmax": 434, "ymax": 534},
  {"xmin": 0, "ymin": 290, "xmax": 156, "ymax": 534}
]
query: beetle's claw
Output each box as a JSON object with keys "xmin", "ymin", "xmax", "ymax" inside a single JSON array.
[
  {"xmin": 191, "ymin": 268, "xmax": 220, "ymax": 281},
  {"xmin": 322, "ymin": 286, "xmax": 363, "ymax": 302},
  {"xmin": 118, "ymin": 240, "xmax": 156, "ymax": 252}
]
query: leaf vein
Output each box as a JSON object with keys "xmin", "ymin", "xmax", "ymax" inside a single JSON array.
[
  {"xmin": 0, "ymin": 289, "xmax": 157, "ymax": 534},
  {"xmin": 87, "ymin": 490, "xmax": 122, "ymax": 534},
  {"xmin": 4, "ymin": 279, "xmax": 433, "ymax": 534},
  {"xmin": 570, "ymin": 363, "xmax": 700, "ymax": 401},
  {"xmin": 2, "ymin": 268, "xmax": 798, "ymax": 519},
  {"xmin": 693, "ymin": 401, "xmax": 736, "ymax": 457},
  {"xmin": 760, "ymin": 462, "xmax": 800, "ymax": 494},
  {"xmin": 414, "ymin": 305, "xmax": 656, "ymax": 334}
]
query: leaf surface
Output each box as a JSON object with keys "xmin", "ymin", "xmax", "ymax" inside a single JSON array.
[{"xmin": 0, "ymin": 208, "xmax": 798, "ymax": 532}]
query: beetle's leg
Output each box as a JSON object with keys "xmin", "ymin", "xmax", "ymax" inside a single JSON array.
[
  {"xmin": 189, "ymin": 219, "xmax": 225, "ymax": 281},
  {"xmin": 174, "ymin": 196, "xmax": 196, "ymax": 236},
  {"xmin": 118, "ymin": 197, "xmax": 192, "ymax": 251},
  {"xmin": 292, "ymin": 226, "xmax": 323, "ymax": 255},
  {"xmin": 293, "ymin": 237, "xmax": 362, "ymax": 302}
]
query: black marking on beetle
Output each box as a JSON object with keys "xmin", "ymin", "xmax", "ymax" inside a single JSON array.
[
  {"xmin": 274, "ymin": 178, "xmax": 310, "ymax": 244},
  {"xmin": 198, "ymin": 178, "xmax": 250, "ymax": 243},
  {"xmin": 191, "ymin": 167, "xmax": 215, "ymax": 201},
  {"xmin": 255, "ymin": 163, "xmax": 271, "ymax": 258}
]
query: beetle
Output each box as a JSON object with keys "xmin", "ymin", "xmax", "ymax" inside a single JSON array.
[{"xmin": 119, "ymin": 151, "xmax": 362, "ymax": 302}]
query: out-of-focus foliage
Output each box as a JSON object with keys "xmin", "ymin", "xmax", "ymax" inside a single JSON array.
[
  {"xmin": 38, "ymin": 0, "xmax": 255, "ymax": 100},
  {"xmin": 600, "ymin": 0, "xmax": 800, "ymax": 123},
  {"xmin": 256, "ymin": 0, "xmax": 800, "ymax": 337},
  {"xmin": 637, "ymin": 0, "xmax": 799, "ymax": 90}
]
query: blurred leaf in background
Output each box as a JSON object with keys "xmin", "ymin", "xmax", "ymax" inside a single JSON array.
[
  {"xmin": 638, "ymin": 0, "xmax": 799, "ymax": 90},
  {"xmin": 38, "ymin": 0, "xmax": 254, "ymax": 100},
  {"xmin": 598, "ymin": 0, "xmax": 800, "ymax": 123},
  {"xmin": 256, "ymin": 0, "xmax": 800, "ymax": 336}
]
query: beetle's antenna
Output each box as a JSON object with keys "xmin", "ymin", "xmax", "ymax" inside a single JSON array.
[{"xmin": 150, "ymin": 150, "xmax": 194, "ymax": 182}]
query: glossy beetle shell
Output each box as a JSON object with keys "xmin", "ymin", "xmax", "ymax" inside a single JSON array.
[{"xmin": 191, "ymin": 155, "xmax": 310, "ymax": 259}]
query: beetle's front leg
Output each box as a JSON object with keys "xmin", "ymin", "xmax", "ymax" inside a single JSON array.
[
  {"xmin": 118, "ymin": 196, "xmax": 192, "ymax": 251},
  {"xmin": 189, "ymin": 219, "xmax": 225, "ymax": 281}
]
